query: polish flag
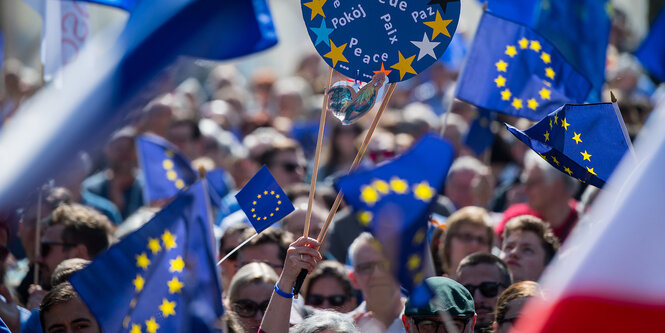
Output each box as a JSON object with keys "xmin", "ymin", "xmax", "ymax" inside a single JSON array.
[{"xmin": 516, "ymin": 103, "xmax": 665, "ymax": 332}]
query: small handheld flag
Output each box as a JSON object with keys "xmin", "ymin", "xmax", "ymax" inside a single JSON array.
[
  {"xmin": 456, "ymin": 12, "xmax": 591, "ymax": 121},
  {"xmin": 70, "ymin": 181, "xmax": 224, "ymax": 332},
  {"xmin": 136, "ymin": 134, "xmax": 197, "ymax": 203},
  {"xmin": 506, "ymin": 102, "xmax": 633, "ymax": 188},
  {"xmin": 235, "ymin": 166, "xmax": 295, "ymax": 234},
  {"xmin": 464, "ymin": 108, "xmax": 496, "ymax": 156}
]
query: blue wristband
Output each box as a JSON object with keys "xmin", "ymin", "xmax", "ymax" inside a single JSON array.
[{"xmin": 274, "ymin": 283, "xmax": 294, "ymax": 298}]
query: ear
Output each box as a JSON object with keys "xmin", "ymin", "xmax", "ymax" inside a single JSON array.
[
  {"xmin": 348, "ymin": 271, "xmax": 361, "ymax": 290},
  {"xmin": 401, "ymin": 314, "xmax": 410, "ymax": 331}
]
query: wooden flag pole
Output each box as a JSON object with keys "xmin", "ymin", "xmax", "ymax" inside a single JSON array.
[{"xmin": 303, "ymin": 67, "xmax": 334, "ymax": 238}]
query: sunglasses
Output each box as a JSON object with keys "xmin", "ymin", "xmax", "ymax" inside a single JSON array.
[
  {"xmin": 354, "ymin": 260, "xmax": 390, "ymax": 276},
  {"xmin": 305, "ymin": 294, "xmax": 349, "ymax": 307},
  {"xmin": 276, "ymin": 162, "xmax": 304, "ymax": 174},
  {"xmin": 41, "ymin": 241, "xmax": 75, "ymax": 257},
  {"xmin": 463, "ymin": 281, "xmax": 505, "ymax": 298},
  {"xmin": 232, "ymin": 299, "xmax": 270, "ymax": 318}
]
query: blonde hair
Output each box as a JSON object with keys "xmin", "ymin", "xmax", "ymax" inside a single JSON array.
[{"xmin": 228, "ymin": 262, "xmax": 279, "ymax": 302}]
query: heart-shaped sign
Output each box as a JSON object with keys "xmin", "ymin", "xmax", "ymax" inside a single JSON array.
[{"xmin": 302, "ymin": 0, "xmax": 460, "ymax": 83}]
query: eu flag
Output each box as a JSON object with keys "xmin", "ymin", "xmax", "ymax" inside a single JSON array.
[
  {"xmin": 336, "ymin": 134, "xmax": 454, "ymax": 300},
  {"xmin": 464, "ymin": 108, "xmax": 496, "ymax": 156},
  {"xmin": 484, "ymin": 0, "xmax": 539, "ymax": 26},
  {"xmin": 455, "ymin": 12, "xmax": 591, "ymax": 121},
  {"xmin": 70, "ymin": 181, "xmax": 224, "ymax": 332},
  {"xmin": 635, "ymin": 7, "xmax": 665, "ymax": 83},
  {"xmin": 506, "ymin": 103, "xmax": 633, "ymax": 188},
  {"xmin": 235, "ymin": 166, "xmax": 295, "ymax": 233},
  {"xmin": 206, "ymin": 168, "xmax": 230, "ymax": 208},
  {"xmin": 137, "ymin": 134, "xmax": 197, "ymax": 203}
]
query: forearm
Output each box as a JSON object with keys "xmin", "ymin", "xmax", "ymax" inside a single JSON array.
[{"xmin": 259, "ymin": 277, "xmax": 294, "ymax": 333}]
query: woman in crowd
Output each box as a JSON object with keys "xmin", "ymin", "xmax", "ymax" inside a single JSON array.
[
  {"xmin": 301, "ymin": 260, "xmax": 357, "ymax": 313},
  {"xmin": 225, "ymin": 262, "xmax": 278, "ymax": 333},
  {"xmin": 493, "ymin": 281, "xmax": 543, "ymax": 333}
]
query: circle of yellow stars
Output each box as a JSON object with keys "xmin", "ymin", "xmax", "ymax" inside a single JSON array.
[
  {"xmin": 494, "ymin": 37, "xmax": 555, "ymax": 112},
  {"xmin": 124, "ymin": 229, "xmax": 184, "ymax": 333},
  {"xmin": 162, "ymin": 150, "xmax": 185, "ymax": 190},
  {"xmin": 251, "ymin": 190, "xmax": 282, "ymax": 222}
]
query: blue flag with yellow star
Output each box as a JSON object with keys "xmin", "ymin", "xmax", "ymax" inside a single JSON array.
[
  {"xmin": 464, "ymin": 108, "xmax": 496, "ymax": 156},
  {"xmin": 506, "ymin": 103, "xmax": 633, "ymax": 188},
  {"xmin": 336, "ymin": 134, "xmax": 454, "ymax": 300},
  {"xmin": 456, "ymin": 12, "xmax": 591, "ymax": 121},
  {"xmin": 70, "ymin": 181, "xmax": 223, "ymax": 333},
  {"xmin": 137, "ymin": 134, "xmax": 197, "ymax": 203},
  {"xmin": 236, "ymin": 166, "xmax": 295, "ymax": 233}
]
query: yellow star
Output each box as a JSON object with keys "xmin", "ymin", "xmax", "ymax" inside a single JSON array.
[
  {"xmin": 414, "ymin": 272, "xmax": 425, "ymax": 284},
  {"xmin": 162, "ymin": 160, "xmax": 174, "ymax": 170},
  {"xmin": 424, "ymin": 11, "xmax": 452, "ymax": 39},
  {"xmin": 500, "ymin": 89, "xmax": 512, "ymax": 101},
  {"xmin": 545, "ymin": 67, "xmax": 555, "ymax": 80},
  {"xmin": 586, "ymin": 167, "xmax": 597, "ymax": 176},
  {"xmin": 390, "ymin": 177, "xmax": 408, "ymax": 194},
  {"xmin": 324, "ymin": 40, "xmax": 349, "ymax": 68},
  {"xmin": 264, "ymin": 191, "xmax": 268, "ymax": 195},
  {"xmin": 413, "ymin": 181, "xmax": 435, "ymax": 202},
  {"xmin": 572, "ymin": 132, "xmax": 583, "ymax": 144},
  {"xmin": 495, "ymin": 60, "xmax": 508, "ymax": 72},
  {"xmin": 357, "ymin": 211, "xmax": 373, "ymax": 227},
  {"xmin": 512, "ymin": 98, "xmax": 523, "ymax": 110},
  {"xmin": 494, "ymin": 75, "xmax": 506, "ymax": 87},
  {"xmin": 578, "ymin": 178, "xmax": 586, "ymax": 184},
  {"xmin": 130, "ymin": 298, "xmax": 137, "ymax": 308},
  {"xmin": 539, "ymin": 153, "xmax": 548, "ymax": 161},
  {"xmin": 136, "ymin": 252, "xmax": 150, "ymax": 270},
  {"xmin": 168, "ymin": 277, "xmax": 184, "ymax": 294},
  {"xmin": 257, "ymin": 194, "xmax": 261, "ymax": 199},
  {"xmin": 360, "ymin": 185, "xmax": 379, "ymax": 206},
  {"xmin": 528, "ymin": 98, "xmax": 539, "ymax": 110},
  {"xmin": 252, "ymin": 201, "xmax": 257, "ymax": 205},
  {"xmin": 581, "ymin": 150, "xmax": 592, "ymax": 162},
  {"xmin": 303, "ymin": 0, "xmax": 326, "ymax": 20},
  {"xmin": 133, "ymin": 274, "xmax": 145, "ymax": 292},
  {"xmin": 539, "ymin": 87, "xmax": 551, "ymax": 100},
  {"xmin": 544, "ymin": 131, "xmax": 550, "ymax": 142},
  {"xmin": 145, "ymin": 317, "xmax": 159, "ymax": 333},
  {"xmin": 169, "ymin": 256, "xmax": 185, "ymax": 273},
  {"xmin": 561, "ymin": 118, "xmax": 570, "ymax": 130},
  {"xmin": 159, "ymin": 298, "xmax": 176, "ymax": 318},
  {"xmin": 554, "ymin": 114, "xmax": 559, "ymax": 124},
  {"xmin": 552, "ymin": 156, "xmax": 560, "ymax": 166},
  {"xmin": 390, "ymin": 51, "xmax": 417, "ymax": 80},
  {"xmin": 505, "ymin": 45, "xmax": 517, "ymax": 58},
  {"xmin": 541, "ymin": 52, "xmax": 551, "ymax": 64},
  {"xmin": 518, "ymin": 37, "xmax": 529, "ymax": 49},
  {"xmin": 130, "ymin": 324, "xmax": 142, "ymax": 333},
  {"xmin": 564, "ymin": 166, "xmax": 573, "ymax": 175},
  {"xmin": 530, "ymin": 40, "xmax": 542, "ymax": 52},
  {"xmin": 371, "ymin": 179, "xmax": 390, "ymax": 194},
  {"xmin": 166, "ymin": 170, "xmax": 177, "ymax": 181},
  {"xmin": 412, "ymin": 229, "xmax": 426, "ymax": 245},
  {"xmin": 162, "ymin": 230, "xmax": 177, "ymax": 250},
  {"xmin": 407, "ymin": 254, "xmax": 421, "ymax": 271},
  {"xmin": 174, "ymin": 179, "xmax": 185, "ymax": 189},
  {"xmin": 270, "ymin": 191, "xmax": 275, "ymax": 195},
  {"xmin": 148, "ymin": 238, "xmax": 161, "ymax": 255}
]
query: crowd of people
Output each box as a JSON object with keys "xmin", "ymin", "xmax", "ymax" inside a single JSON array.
[{"xmin": 0, "ymin": 5, "xmax": 662, "ymax": 333}]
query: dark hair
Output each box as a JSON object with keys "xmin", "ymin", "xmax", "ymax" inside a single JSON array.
[
  {"xmin": 39, "ymin": 282, "xmax": 79, "ymax": 329},
  {"xmin": 495, "ymin": 281, "xmax": 541, "ymax": 324},
  {"xmin": 303, "ymin": 260, "xmax": 355, "ymax": 300},
  {"xmin": 51, "ymin": 258, "xmax": 91, "ymax": 287},
  {"xmin": 240, "ymin": 228, "xmax": 294, "ymax": 263},
  {"xmin": 48, "ymin": 204, "xmax": 114, "ymax": 258},
  {"xmin": 219, "ymin": 224, "xmax": 250, "ymax": 257},
  {"xmin": 503, "ymin": 215, "xmax": 560, "ymax": 264},
  {"xmin": 457, "ymin": 252, "xmax": 512, "ymax": 287}
]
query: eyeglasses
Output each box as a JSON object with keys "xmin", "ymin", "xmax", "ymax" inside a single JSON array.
[
  {"xmin": 463, "ymin": 281, "xmax": 505, "ymax": 298},
  {"xmin": 40, "ymin": 241, "xmax": 75, "ymax": 257},
  {"xmin": 452, "ymin": 232, "xmax": 488, "ymax": 245},
  {"xmin": 354, "ymin": 260, "xmax": 389, "ymax": 275},
  {"xmin": 412, "ymin": 317, "xmax": 470, "ymax": 333},
  {"xmin": 305, "ymin": 294, "xmax": 349, "ymax": 307},
  {"xmin": 276, "ymin": 161, "xmax": 304, "ymax": 174},
  {"xmin": 232, "ymin": 299, "xmax": 270, "ymax": 318}
]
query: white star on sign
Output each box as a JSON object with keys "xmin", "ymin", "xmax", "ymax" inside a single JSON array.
[{"xmin": 411, "ymin": 33, "xmax": 440, "ymax": 61}]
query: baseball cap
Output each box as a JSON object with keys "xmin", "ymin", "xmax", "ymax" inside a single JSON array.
[{"xmin": 404, "ymin": 277, "xmax": 475, "ymax": 318}]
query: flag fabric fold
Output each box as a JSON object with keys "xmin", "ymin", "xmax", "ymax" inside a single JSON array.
[
  {"xmin": 235, "ymin": 166, "xmax": 295, "ymax": 233},
  {"xmin": 336, "ymin": 134, "xmax": 454, "ymax": 301},
  {"xmin": 506, "ymin": 103, "xmax": 632, "ymax": 188},
  {"xmin": 70, "ymin": 181, "xmax": 224, "ymax": 332},
  {"xmin": 464, "ymin": 108, "xmax": 496, "ymax": 156},
  {"xmin": 455, "ymin": 12, "xmax": 591, "ymax": 121},
  {"xmin": 635, "ymin": 7, "xmax": 665, "ymax": 83}
]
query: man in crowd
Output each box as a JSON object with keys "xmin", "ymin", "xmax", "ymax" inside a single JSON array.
[
  {"xmin": 500, "ymin": 215, "xmax": 560, "ymax": 282},
  {"xmin": 456, "ymin": 253, "xmax": 513, "ymax": 332},
  {"xmin": 236, "ymin": 228, "xmax": 293, "ymax": 276},
  {"xmin": 39, "ymin": 283, "xmax": 101, "ymax": 333}
]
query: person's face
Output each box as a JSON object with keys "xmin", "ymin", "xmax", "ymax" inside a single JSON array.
[
  {"xmin": 522, "ymin": 167, "xmax": 555, "ymax": 212},
  {"xmin": 351, "ymin": 242, "xmax": 398, "ymax": 300},
  {"xmin": 269, "ymin": 150, "xmax": 305, "ymax": 187},
  {"xmin": 237, "ymin": 243, "xmax": 283, "ymax": 275},
  {"xmin": 501, "ymin": 230, "xmax": 546, "ymax": 282},
  {"xmin": 448, "ymin": 224, "xmax": 490, "ymax": 276},
  {"xmin": 106, "ymin": 137, "xmax": 136, "ymax": 173},
  {"xmin": 43, "ymin": 297, "xmax": 101, "ymax": 333},
  {"xmin": 219, "ymin": 231, "xmax": 243, "ymax": 291},
  {"xmin": 284, "ymin": 209, "xmax": 323, "ymax": 240},
  {"xmin": 405, "ymin": 316, "xmax": 473, "ymax": 333},
  {"xmin": 306, "ymin": 276, "xmax": 356, "ymax": 313},
  {"xmin": 457, "ymin": 263, "xmax": 506, "ymax": 330},
  {"xmin": 37, "ymin": 225, "xmax": 73, "ymax": 286},
  {"xmin": 495, "ymin": 297, "xmax": 529, "ymax": 333},
  {"xmin": 232, "ymin": 281, "xmax": 273, "ymax": 333},
  {"xmin": 445, "ymin": 170, "xmax": 477, "ymax": 209}
]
